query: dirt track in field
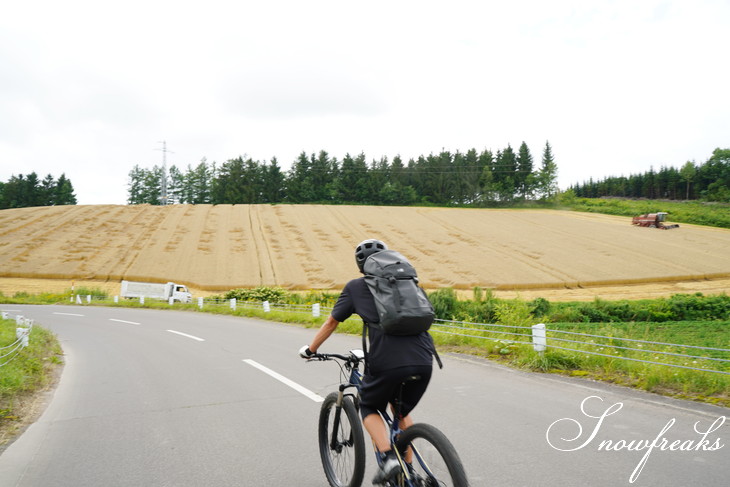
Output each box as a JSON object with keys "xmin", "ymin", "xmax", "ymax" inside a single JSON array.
[{"xmin": 1, "ymin": 204, "xmax": 729, "ymax": 300}]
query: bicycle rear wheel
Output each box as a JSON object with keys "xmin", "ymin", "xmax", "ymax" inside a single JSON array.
[
  {"xmin": 318, "ymin": 392, "xmax": 366, "ymax": 487},
  {"xmin": 396, "ymin": 423, "xmax": 469, "ymax": 487}
]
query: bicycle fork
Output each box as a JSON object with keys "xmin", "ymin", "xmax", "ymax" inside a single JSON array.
[{"xmin": 330, "ymin": 386, "xmax": 354, "ymax": 452}]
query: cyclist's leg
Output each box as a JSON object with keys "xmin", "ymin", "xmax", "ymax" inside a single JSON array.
[
  {"xmin": 363, "ymin": 412, "xmax": 391, "ymax": 453},
  {"xmin": 361, "ymin": 372, "xmax": 405, "ymax": 483},
  {"xmin": 396, "ymin": 413, "xmax": 415, "ymax": 462},
  {"xmin": 391, "ymin": 368, "xmax": 431, "ymax": 463},
  {"xmin": 360, "ymin": 372, "xmax": 397, "ymax": 453},
  {"xmin": 361, "ymin": 365, "xmax": 432, "ymax": 454},
  {"xmin": 397, "ymin": 366, "xmax": 432, "ymax": 416}
]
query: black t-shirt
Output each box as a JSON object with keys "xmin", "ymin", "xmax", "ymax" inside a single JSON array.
[{"xmin": 331, "ymin": 277, "xmax": 434, "ymax": 374}]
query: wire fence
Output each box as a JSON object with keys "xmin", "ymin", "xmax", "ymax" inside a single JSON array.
[
  {"xmin": 429, "ymin": 318, "xmax": 730, "ymax": 376},
  {"xmin": 46, "ymin": 294, "xmax": 730, "ymax": 376},
  {"xmin": 0, "ymin": 312, "xmax": 33, "ymax": 367}
]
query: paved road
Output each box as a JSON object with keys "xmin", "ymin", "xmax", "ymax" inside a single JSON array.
[{"xmin": 0, "ymin": 305, "xmax": 728, "ymax": 486}]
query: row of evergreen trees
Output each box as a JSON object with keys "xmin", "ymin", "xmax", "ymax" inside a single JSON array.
[
  {"xmin": 0, "ymin": 173, "xmax": 77, "ymax": 209},
  {"xmin": 570, "ymin": 148, "xmax": 730, "ymax": 202},
  {"xmin": 128, "ymin": 142, "xmax": 559, "ymax": 206}
]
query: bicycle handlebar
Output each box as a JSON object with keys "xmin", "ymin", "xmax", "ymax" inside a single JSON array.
[
  {"xmin": 312, "ymin": 353, "xmax": 350, "ymax": 361},
  {"xmin": 309, "ymin": 349, "xmax": 365, "ymax": 364}
]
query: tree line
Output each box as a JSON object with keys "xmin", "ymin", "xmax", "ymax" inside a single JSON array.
[
  {"xmin": 0, "ymin": 172, "xmax": 77, "ymax": 209},
  {"xmin": 127, "ymin": 142, "xmax": 559, "ymax": 206},
  {"xmin": 570, "ymin": 148, "xmax": 730, "ymax": 202}
]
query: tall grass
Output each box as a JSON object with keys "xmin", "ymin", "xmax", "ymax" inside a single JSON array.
[
  {"xmin": 428, "ymin": 319, "xmax": 730, "ymax": 406},
  {"xmin": 0, "ymin": 318, "xmax": 63, "ymax": 436}
]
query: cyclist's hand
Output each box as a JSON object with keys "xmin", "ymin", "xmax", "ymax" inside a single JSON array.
[{"xmin": 299, "ymin": 345, "xmax": 315, "ymax": 359}]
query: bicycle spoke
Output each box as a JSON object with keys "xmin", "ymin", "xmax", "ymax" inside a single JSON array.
[{"xmin": 329, "ymin": 415, "xmax": 355, "ymax": 480}]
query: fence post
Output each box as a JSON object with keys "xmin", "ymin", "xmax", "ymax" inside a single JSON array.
[
  {"xmin": 312, "ymin": 303, "xmax": 321, "ymax": 318},
  {"xmin": 76, "ymin": 295, "xmax": 82, "ymax": 304},
  {"xmin": 87, "ymin": 295, "xmax": 92, "ymax": 304},
  {"xmin": 198, "ymin": 297, "xmax": 204, "ymax": 309},
  {"xmin": 263, "ymin": 301, "xmax": 271, "ymax": 313},
  {"xmin": 532, "ymin": 323, "xmax": 547, "ymax": 352},
  {"xmin": 140, "ymin": 296, "xmax": 145, "ymax": 305},
  {"xmin": 16, "ymin": 327, "xmax": 30, "ymax": 348},
  {"xmin": 1, "ymin": 311, "xmax": 8, "ymax": 319},
  {"xmin": 114, "ymin": 295, "xmax": 119, "ymax": 303},
  {"xmin": 230, "ymin": 298, "xmax": 237, "ymax": 310}
]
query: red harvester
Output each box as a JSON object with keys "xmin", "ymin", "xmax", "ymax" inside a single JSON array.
[{"xmin": 631, "ymin": 212, "xmax": 680, "ymax": 229}]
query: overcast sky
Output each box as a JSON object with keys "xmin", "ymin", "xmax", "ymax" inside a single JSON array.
[{"xmin": 1, "ymin": 0, "xmax": 728, "ymax": 205}]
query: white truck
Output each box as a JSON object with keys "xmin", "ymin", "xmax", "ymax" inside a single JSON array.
[{"xmin": 120, "ymin": 280, "xmax": 193, "ymax": 303}]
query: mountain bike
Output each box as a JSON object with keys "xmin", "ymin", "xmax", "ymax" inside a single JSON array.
[{"xmin": 309, "ymin": 349, "xmax": 469, "ymax": 487}]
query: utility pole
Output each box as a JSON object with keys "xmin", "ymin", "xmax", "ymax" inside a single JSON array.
[{"xmin": 156, "ymin": 141, "xmax": 174, "ymax": 205}]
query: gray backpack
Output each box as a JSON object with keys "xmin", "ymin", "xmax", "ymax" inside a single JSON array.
[{"xmin": 363, "ymin": 250, "xmax": 435, "ymax": 335}]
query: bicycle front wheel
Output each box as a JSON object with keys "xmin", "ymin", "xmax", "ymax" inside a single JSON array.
[
  {"xmin": 396, "ymin": 423, "xmax": 469, "ymax": 487},
  {"xmin": 318, "ymin": 392, "xmax": 366, "ymax": 487}
]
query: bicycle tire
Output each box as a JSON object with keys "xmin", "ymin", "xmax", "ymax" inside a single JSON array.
[
  {"xmin": 318, "ymin": 392, "xmax": 366, "ymax": 487},
  {"xmin": 396, "ymin": 423, "xmax": 469, "ymax": 487}
]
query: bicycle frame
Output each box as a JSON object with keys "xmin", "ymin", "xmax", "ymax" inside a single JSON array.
[
  {"xmin": 314, "ymin": 350, "xmax": 438, "ymax": 487},
  {"xmin": 381, "ymin": 384, "xmax": 439, "ymax": 487}
]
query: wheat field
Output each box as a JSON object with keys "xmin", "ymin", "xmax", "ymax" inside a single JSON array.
[{"xmin": 1, "ymin": 204, "xmax": 729, "ymax": 300}]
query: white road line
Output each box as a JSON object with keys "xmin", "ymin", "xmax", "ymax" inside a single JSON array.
[
  {"xmin": 109, "ymin": 319, "xmax": 140, "ymax": 325},
  {"xmin": 243, "ymin": 359, "xmax": 324, "ymax": 403},
  {"xmin": 52, "ymin": 312, "xmax": 85, "ymax": 317},
  {"xmin": 0, "ymin": 309, "xmax": 22, "ymax": 312},
  {"xmin": 166, "ymin": 329, "xmax": 205, "ymax": 341}
]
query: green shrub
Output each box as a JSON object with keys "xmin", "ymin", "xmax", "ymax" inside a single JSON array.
[
  {"xmin": 530, "ymin": 297, "xmax": 551, "ymax": 318},
  {"xmin": 494, "ymin": 299, "xmax": 534, "ymax": 341},
  {"xmin": 461, "ymin": 288, "xmax": 498, "ymax": 323},
  {"xmin": 668, "ymin": 293, "xmax": 730, "ymax": 321},
  {"xmin": 288, "ymin": 290, "xmax": 341, "ymax": 308},
  {"xmin": 72, "ymin": 287, "xmax": 108, "ymax": 298},
  {"xmin": 223, "ymin": 286, "xmax": 290, "ymax": 303},
  {"xmin": 428, "ymin": 288, "xmax": 459, "ymax": 320},
  {"xmin": 543, "ymin": 293, "xmax": 729, "ymax": 323}
]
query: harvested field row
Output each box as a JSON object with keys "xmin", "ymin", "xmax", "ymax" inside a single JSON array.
[{"xmin": 1, "ymin": 204, "xmax": 729, "ymax": 295}]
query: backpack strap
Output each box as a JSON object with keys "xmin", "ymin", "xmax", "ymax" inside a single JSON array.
[
  {"xmin": 362, "ymin": 322, "xmax": 370, "ymax": 375},
  {"xmin": 429, "ymin": 333, "xmax": 444, "ymax": 369},
  {"xmin": 389, "ymin": 276, "xmax": 402, "ymax": 313}
]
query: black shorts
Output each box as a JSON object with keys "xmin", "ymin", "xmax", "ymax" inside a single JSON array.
[{"xmin": 359, "ymin": 365, "xmax": 433, "ymax": 420}]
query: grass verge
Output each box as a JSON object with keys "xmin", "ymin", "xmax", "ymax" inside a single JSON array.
[
  {"xmin": 0, "ymin": 317, "xmax": 63, "ymax": 449},
  {"xmin": 427, "ymin": 317, "xmax": 729, "ymax": 407}
]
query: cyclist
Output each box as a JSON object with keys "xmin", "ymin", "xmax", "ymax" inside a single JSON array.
[{"xmin": 300, "ymin": 239, "xmax": 436, "ymax": 485}]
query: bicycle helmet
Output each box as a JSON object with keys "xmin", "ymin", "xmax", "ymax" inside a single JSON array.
[{"xmin": 355, "ymin": 239, "xmax": 388, "ymax": 273}]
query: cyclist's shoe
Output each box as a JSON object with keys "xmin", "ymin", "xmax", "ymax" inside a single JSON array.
[{"xmin": 372, "ymin": 450, "xmax": 401, "ymax": 485}]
